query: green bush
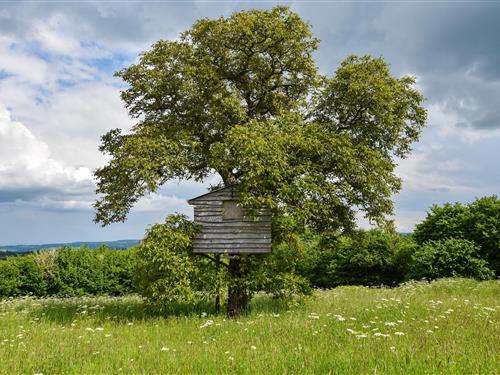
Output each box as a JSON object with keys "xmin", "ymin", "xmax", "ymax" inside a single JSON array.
[
  {"xmin": 414, "ymin": 196, "xmax": 500, "ymax": 275},
  {"xmin": 408, "ymin": 238, "xmax": 494, "ymax": 280},
  {"xmin": 51, "ymin": 247, "xmax": 136, "ymax": 296},
  {"xmin": 135, "ymin": 214, "xmax": 312, "ymax": 311},
  {"xmin": 0, "ymin": 256, "xmax": 47, "ymax": 296},
  {"xmin": 303, "ymin": 229, "xmax": 415, "ymax": 288},
  {"xmin": 0, "ymin": 258, "xmax": 22, "ymax": 296},
  {"xmin": 0, "ymin": 247, "xmax": 136, "ymax": 298},
  {"xmin": 135, "ymin": 214, "xmax": 206, "ymax": 308}
]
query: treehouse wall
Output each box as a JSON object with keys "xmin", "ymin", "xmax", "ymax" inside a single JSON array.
[{"xmin": 188, "ymin": 186, "xmax": 272, "ymax": 254}]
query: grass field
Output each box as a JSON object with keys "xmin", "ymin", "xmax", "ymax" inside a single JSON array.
[{"xmin": 0, "ymin": 278, "xmax": 498, "ymax": 374}]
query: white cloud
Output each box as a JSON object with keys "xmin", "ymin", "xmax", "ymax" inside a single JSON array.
[
  {"xmin": 0, "ymin": 37, "xmax": 48, "ymax": 84},
  {"xmin": 0, "ymin": 107, "xmax": 93, "ymax": 192},
  {"xmin": 32, "ymin": 14, "xmax": 112, "ymax": 59},
  {"xmin": 33, "ymin": 82, "xmax": 134, "ymax": 169}
]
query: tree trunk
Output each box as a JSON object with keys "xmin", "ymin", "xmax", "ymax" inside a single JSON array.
[{"xmin": 227, "ymin": 256, "xmax": 250, "ymax": 317}]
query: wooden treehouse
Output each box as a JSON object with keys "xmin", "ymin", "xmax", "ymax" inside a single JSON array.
[{"xmin": 188, "ymin": 186, "xmax": 272, "ymax": 254}]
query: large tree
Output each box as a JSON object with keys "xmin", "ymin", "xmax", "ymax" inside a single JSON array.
[{"xmin": 94, "ymin": 6, "xmax": 426, "ymax": 314}]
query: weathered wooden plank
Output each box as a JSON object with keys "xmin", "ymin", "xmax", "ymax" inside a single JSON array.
[
  {"xmin": 195, "ymin": 216, "xmax": 272, "ymax": 223},
  {"xmin": 197, "ymin": 232, "xmax": 270, "ymax": 239},
  {"xmin": 190, "ymin": 194, "xmax": 235, "ymax": 202},
  {"xmin": 191, "ymin": 201, "xmax": 223, "ymax": 207},
  {"xmin": 194, "ymin": 233, "xmax": 271, "ymax": 244},
  {"xmin": 193, "ymin": 242, "xmax": 272, "ymax": 249},
  {"xmin": 193, "ymin": 238, "xmax": 271, "ymax": 247},
  {"xmin": 195, "ymin": 244, "xmax": 270, "ymax": 251},
  {"xmin": 194, "ymin": 216, "xmax": 222, "ymax": 223},
  {"xmin": 200, "ymin": 221, "xmax": 271, "ymax": 227},
  {"xmin": 192, "ymin": 247, "xmax": 271, "ymax": 254},
  {"xmin": 193, "ymin": 209, "xmax": 223, "ymax": 214},
  {"xmin": 200, "ymin": 225, "xmax": 271, "ymax": 234},
  {"xmin": 194, "ymin": 211, "xmax": 223, "ymax": 217}
]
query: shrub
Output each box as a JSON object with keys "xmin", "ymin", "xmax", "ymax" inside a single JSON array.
[
  {"xmin": 414, "ymin": 196, "xmax": 500, "ymax": 275},
  {"xmin": 242, "ymin": 237, "xmax": 312, "ymax": 299},
  {"xmin": 0, "ymin": 256, "xmax": 47, "ymax": 297},
  {"xmin": 305, "ymin": 229, "xmax": 415, "ymax": 288},
  {"xmin": 52, "ymin": 247, "xmax": 136, "ymax": 296},
  {"xmin": 15, "ymin": 256, "xmax": 47, "ymax": 296},
  {"xmin": 135, "ymin": 214, "xmax": 204, "ymax": 308},
  {"xmin": 408, "ymin": 239, "xmax": 494, "ymax": 281},
  {"xmin": 0, "ymin": 258, "xmax": 21, "ymax": 296},
  {"xmin": 135, "ymin": 214, "xmax": 312, "ymax": 311},
  {"xmin": 0, "ymin": 247, "xmax": 136, "ymax": 299}
]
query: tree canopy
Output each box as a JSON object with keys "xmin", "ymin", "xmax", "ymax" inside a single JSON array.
[
  {"xmin": 94, "ymin": 6, "xmax": 427, "ymax": 237},
  {"xmin": 414, "ymin": 196, "xmax": 500, "ymax": 275}
]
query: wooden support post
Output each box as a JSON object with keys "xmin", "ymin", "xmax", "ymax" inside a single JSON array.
[{"xmin": 215, "ymin": 253, "xmax": 221, "ymax": 314}]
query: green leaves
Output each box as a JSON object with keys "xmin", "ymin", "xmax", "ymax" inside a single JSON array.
[
  {"xmin": 94, "ymin": 7, "xmax": 427, "ymax": 238},
  {"xmin": 414, "ymin": 196, "xmax": 500, "ymax": 275},
  {"xmin": 408, "ymin": 239, "xmax": 494, "ymax": 281},
  {"xmin": 135, "ymin": 215, "xmax": 201, "ymax": 307},
  {"xmin": 312, "ymin": 55, "xmax": 427, "ymax": 158}
]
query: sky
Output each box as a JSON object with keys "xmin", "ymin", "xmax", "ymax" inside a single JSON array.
[{"xmin": 0, "ymin": 1, "xmax": 499, "ymax": 245}]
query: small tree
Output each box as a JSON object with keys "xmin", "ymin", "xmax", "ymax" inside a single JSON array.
[
  {"xmin": 408, "ymin": 239, "xmax": 494, "ymax": 280},
  {"xmin": 414, "ymin": 196, "xmax": 500, "ymax": 275},
  {"xmin": 94, "ymin": 6, "xmax": 426, "ymax": 314}
]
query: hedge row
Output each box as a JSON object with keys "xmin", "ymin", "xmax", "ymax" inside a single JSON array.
[
  {"xmin": 0, "ymin": 247, "xmax": 135, "ymax": 298},
  {"xmin": 299, "ymin": 230, "xmax": 495, "ymax": 289},
  {"xmin": 1, "ymin": 230, "xmax": 495, "ymax": 299}
]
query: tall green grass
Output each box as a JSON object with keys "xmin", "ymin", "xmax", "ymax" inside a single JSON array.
[{"xmin": 0, "ymin": 278, "xmax": 498, "ymax": 374}]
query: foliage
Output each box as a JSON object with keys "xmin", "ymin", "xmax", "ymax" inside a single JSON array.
[
  {"xmin": 135, "ymin": 214, "xmax": 205, "ymax": 307},
  {"xmin": 135, "ymin": 214, "xmax": 311, "ymax": 310},
  {"xmin": 0, "ymin": 258, "xmax": 21, "ymax": 296},
  {"xmin": 0, "ymin": 247, "xmax": 136, "ymax": 298},
  {"xmin": 91, "ymin": 6, "xmax": 426, "ymax": 315},
  {"xmin": 224, "ymin": 238, "xmax": 312, "ymax": 301},
  {"xmin": 302, "ymin": 229, "xmax": 415, "ymax": 288},
  {"xmin": 414, "ymin": 196, "xmax": 500, "ymax": 274},
  {"xmin": 408, "ymin": 239, "xmax": 494, "ymax": 281},
  {"xmin": 1, "ymin": 279, "xmax": 498, "ymax": 374},
  {"xmin": 94, "ymin": 6, "xmax": 426, "ymax": 236},
  {"xmin": 51, "ymin": 247, "xmax": 135, "ymax": 296}
]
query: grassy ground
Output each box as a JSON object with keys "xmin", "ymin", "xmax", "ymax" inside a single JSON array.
[{"xmin": 0, "ymin": 278, "xmax": 498, "ymax": 374}]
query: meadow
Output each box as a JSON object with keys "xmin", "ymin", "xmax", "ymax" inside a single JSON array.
[{"xmin": 0, "ymin": 278, "xmax": 498, "ymax": 374}]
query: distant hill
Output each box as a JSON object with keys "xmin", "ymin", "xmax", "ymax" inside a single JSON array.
[{"xmin": 0, "ymin": 239, "xmax": 140, "ymax": 254}]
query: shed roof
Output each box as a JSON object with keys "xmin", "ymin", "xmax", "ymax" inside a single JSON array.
[{"xmin": 187, "ymin": 185, "xmax": 237, "ymax": 204}]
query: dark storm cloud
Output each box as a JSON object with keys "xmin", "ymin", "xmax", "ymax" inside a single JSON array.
[
  {"xmin": 0, "ymin": 2, "xmax": 237, "ymax": 53},
  {"xmin": 295, "ymin": 2, "xmax": 500, "ymax": 130}
]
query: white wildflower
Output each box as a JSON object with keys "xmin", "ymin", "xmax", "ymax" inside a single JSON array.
[
  {"xmin": 200, "ymin": 320, "xmax": 214, "ymax": 329},
  {"xmin": 394, "ymin": 332, "xmax": 405, "ymax": 336},
  {"xmin": 373, "ymin": 332, "xmax": 390, "ymax": 337}
]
